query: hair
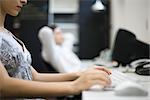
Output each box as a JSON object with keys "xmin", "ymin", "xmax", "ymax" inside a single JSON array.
[{"xmin": 48, "ymin": 24, "xmax": 58, "ymax": 32}]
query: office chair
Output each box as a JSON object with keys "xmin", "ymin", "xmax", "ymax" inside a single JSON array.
[{"xmin": 112, "ymin": 29, "xmax": 149, "ymax": 66}]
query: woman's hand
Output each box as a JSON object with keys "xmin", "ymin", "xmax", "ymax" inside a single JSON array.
[
  {"xmin": 76, "ymin": 65, "xmax": 111, "ymax": 77},
  {"xmin": 71, "ymin": 66, "xmax": 111, "ymax": 94}
]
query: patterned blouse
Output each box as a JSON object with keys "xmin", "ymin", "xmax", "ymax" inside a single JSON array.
[
  {"xmin": 0, "ymin": 31, "xmax": 32, "ymax": 80},
  {"xmin": 0, "ymin": 30, "xmax": 39, "ymax": 100}
]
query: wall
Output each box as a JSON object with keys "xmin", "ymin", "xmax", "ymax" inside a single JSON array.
[
  {"xmin": 149, "ymin": 0, "xmax": 150, "ymax": 42},
  {"xmin": 49, "ymin": 0, "xmax": 150, "ymax": 51},
  {"xmin": 49, "ymin": 0, "xmax": 79, "ymax": 13},
  {"xmin": 110, "ymin": 0, "xmax": 150, "ymax": 48}
]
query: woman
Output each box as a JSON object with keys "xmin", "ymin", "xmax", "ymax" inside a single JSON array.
[
  {"xmin": 0, "ymin": 0, "xmax": 111, "ymax": 99},
  {"xmin": 38, "ymin": 25, "xmax": 82, "ymax": 73}
]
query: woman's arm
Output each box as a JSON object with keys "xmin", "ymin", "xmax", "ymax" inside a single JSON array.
[
  {"xmin": 31, "ymin": 66, "xmax": 111, "ymax": 82},
  {"xmin": 31, "ymin": 66, "xmax": 79, "ymax": 82},
  {"xmin": 0, "ymin": 63, "xmax": 77, "ymax": 98},
  {"xmin": 1, "ymin": 63, "xmax": 111, "ymax": 98},
  {"xmin": 38, "ymin": 26, "xmax": 58, "ymax": 65},
  {"xmin": 38, "ymin": 26, "xmax": 67, "ymax": 72}
]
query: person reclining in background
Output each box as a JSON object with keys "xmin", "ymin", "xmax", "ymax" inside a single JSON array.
[{"xmin": 38, "ymin": 24, "xmax": 81, "ymax": 73}]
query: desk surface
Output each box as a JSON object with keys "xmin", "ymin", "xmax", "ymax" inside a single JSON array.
[
  {"xmin": 82, "ymin": 91, "xmax": 150, "ymax": 100},
  {"xmin": 81, "ymin": 60, "xmax": 150, "ymax": 100}
]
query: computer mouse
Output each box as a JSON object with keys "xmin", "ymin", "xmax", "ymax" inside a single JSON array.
[{"xmin": 114, "ymin": 81, "xmax": 148, "ymax": 96}]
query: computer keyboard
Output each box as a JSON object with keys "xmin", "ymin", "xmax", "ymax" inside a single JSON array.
[
  {"xmin": 89, "ymin": 70, "xmax": 138, "ymax": 91},
  {"xmin": 103, "ymin": 70, "xmax": 138, "ymax": 91},
  {"xmin": 110, "ymin": 70, "xmax": 138, "ymax": 87}
]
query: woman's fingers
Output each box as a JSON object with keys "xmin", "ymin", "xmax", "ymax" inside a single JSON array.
[
  {"xmin": 83, "ymin": 66, "xmax": 112, "ymax": 85},
  {"xmin": 92, "ymin": 80, "xmax": 109, "ymax": 87},
  {"xmin": 90, "ymin": 71, "xmax": 111, "ymax": 85},
  {"xmin": 94, "ymin": 66, "xmax": 112, "ymax": 75},
  {"xmin": 73, "ymin": 66, "xmax": 112, "ymax": 93}
]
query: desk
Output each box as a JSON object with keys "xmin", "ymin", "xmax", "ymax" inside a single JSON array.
[{"xmin": 81, "ymin": 60, "xmax": 150, "ymax": 100}]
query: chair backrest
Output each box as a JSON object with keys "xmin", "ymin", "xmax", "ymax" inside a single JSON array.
[{"xmin": 112, "ymin": 29, "xmax": 149, "ymax": 66}]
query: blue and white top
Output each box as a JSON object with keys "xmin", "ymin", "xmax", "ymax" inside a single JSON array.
[
  {"xmin": 0, "ymin": 30, "xmax": 47, "ymax": 100},
  {"xmin": 0, "ymin": 30, "xmax": 32, "ymax": 80}
]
